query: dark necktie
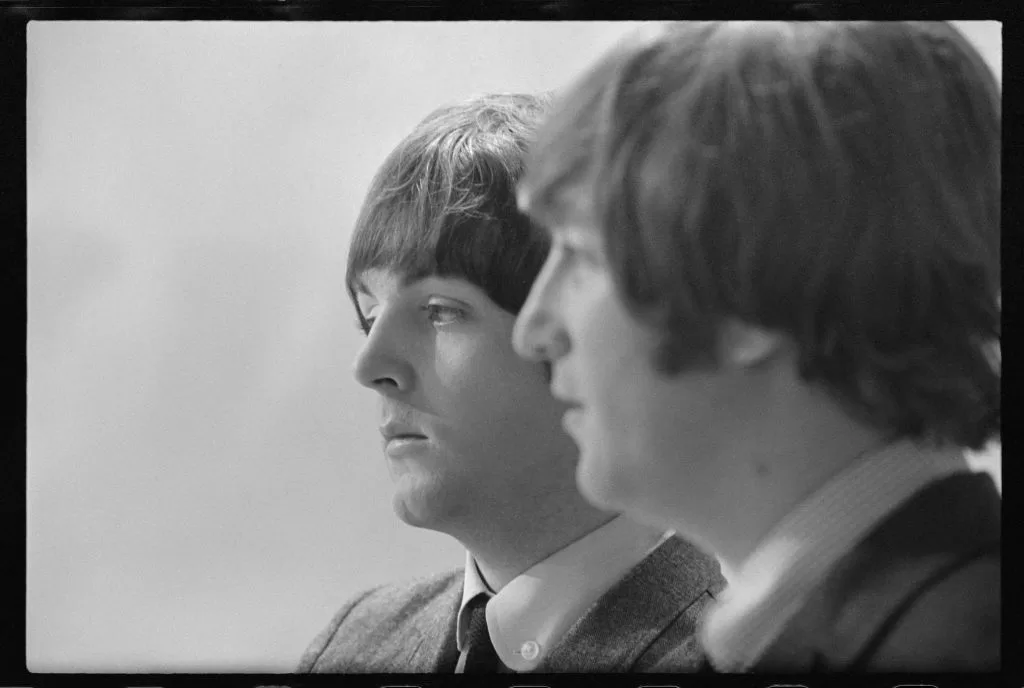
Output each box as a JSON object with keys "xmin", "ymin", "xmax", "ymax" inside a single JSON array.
[{"xmin": 459, "ymin": 594, "xmax": 503, "ymax": 673}]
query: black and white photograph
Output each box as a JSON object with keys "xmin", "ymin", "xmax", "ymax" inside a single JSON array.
[{"xmin": 25, "ymin": 16, "xmax": 1002, "ymax": 679}]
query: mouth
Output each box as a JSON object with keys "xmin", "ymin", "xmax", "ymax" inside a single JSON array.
[
  {"xmin": 380, "ymin": 416, "xmax": 428, "ymax": 450},
  {"xmin": 550, "ymin": 380, "xmax": 580, "ymax": 407},
  {"xmin": 550, "ymin": 373, "xmax": 584, "ymax": 431},
  {"xmin": 380, "ymin": 418, "xmax": 427, "ymax": 439},
  {"xmin": 383, "ymin": 434, "xmax": 430, "ymax": 457},
  {"xmin": 551, "ymin": 382, "xmax": 585, "ymax": 427},
  {"xmin": 385, "ymin": 433, "xmax": 427, "ymax": 442},
  {"xmin": 561, "ymin": 403, "xmax": 585, "ymax": 434},
  {"xmin": 553, "ymin": 391, "xmax": 584, "ymax": 412},
  {"xmin": 385, "ymin": 432, "xmax": 426, "ymax": 440}
]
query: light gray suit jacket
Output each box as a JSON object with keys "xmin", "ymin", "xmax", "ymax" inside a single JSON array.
[{"xmin": 298, "ymin": 536, "xmax": 725, "ymax": 673}]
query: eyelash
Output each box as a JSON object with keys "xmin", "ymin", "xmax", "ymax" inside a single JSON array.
[
  {"xmin": 355, "ymin": 304, "xmax": 466, "ymax": 335},
  {"xmin": 423, "ymin": 304, "xmax": 466, "ymax": 326},
  {"xmin": 556, "ymin": 239, "xmax": 590, "ymax": 264},
  {"xmin": 553, "ymin": 243, "xmax": 592, "ymax": 285}
]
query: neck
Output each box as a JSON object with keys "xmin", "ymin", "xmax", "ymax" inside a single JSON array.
[
  {"xmin": 698, "ymin": 396, "xmax": 893, "ymax": 576},
  {"xmin": 456, "ymin": 501, "xmax": 617, "ymax": 591}
]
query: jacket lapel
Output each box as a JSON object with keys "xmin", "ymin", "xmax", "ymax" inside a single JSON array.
[
  {"xmin": 540, "ymin": 536, "xmax": 722, "ymax": 672},
  {"xmin": 380, "ymin": 575, "xmax": 463, "ymax": 672}
]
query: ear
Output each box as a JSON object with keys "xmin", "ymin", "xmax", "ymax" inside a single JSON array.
[{"xmin": 716, "ymin": 318, "xmax": 787, "ymax": 369}]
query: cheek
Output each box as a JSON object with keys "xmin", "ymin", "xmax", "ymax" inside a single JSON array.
[
  {"xmin": 566, "ymin": 285, "xmax": 680, "ymax": 490},
  {"xmin": 575, "ymin": 385, "xmax": 683, "ymax": 517},
  {"xmin": 433, "ymin": 335, "xmax": 559, "ymax": 451},
  {"xmin": 572, "ymin": 283, "xmax": 651, "ymax": 400},
  {"xmin": 438, "ymin": 329, "xmax": 533, "ymax": 398}
]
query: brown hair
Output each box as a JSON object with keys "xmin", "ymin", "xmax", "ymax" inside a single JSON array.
[
  {"xmin": 520, "ymin": 22, "xmax": 1000, "ymax": 449},
  {"xmin": 347, "ymin": 93, "xmax": 552, "ymax": 325}
]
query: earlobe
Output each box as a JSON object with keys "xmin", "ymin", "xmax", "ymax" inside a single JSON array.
[{"xmin": 719, "ymin": 319, "xmax": 786, "ymax": 369}]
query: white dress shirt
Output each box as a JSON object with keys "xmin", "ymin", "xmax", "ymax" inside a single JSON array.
[
  {"xmin": 700, "ymin": 438, "xmax": 973, "ymax": 672},
  {"xmin": 456, "ymin": 515, "xmax": 671, "ymax": 672}
]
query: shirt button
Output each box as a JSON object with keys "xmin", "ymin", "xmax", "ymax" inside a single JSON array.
[{"xmin": 520, "ymin": 640, "xmax": 540, "ymax": 660}]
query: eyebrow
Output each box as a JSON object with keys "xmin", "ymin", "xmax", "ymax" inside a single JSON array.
[
  {"xmin": 517, "ymin": 188, "xmax": 558, "ymax": 237},
  {"xmin": 351, "ymin": 276, "xmax": 369, "ymax": 297},
  {"xmin": 554, "ymin": 224, "xmax": 600, "ymax": 248},
  {"xmin": 350, "ymin": 272, "xmax": 420, "ymax": 298},
  {"xmin": 351, "ymin": 272, "xmax": 486, "ymax": 309},
  {"xmin": 519, "ymin": 183, "xmax": 600, "ymax": 237}
]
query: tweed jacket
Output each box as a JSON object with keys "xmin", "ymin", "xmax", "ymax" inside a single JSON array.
[
  {"xmin": 298, "ymin": 535, "xmax": 725, "ymax": 673},
  {"xmin": 752, "ymin": 471, "xmax": 1001, "ymax": 672}
]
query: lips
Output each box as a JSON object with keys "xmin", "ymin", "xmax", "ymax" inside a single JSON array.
[
  {"xmin": 379, "ymin": 421, "xmax": 427, "ymax": 443},
  {"xmin": 552, "ymin": 377, "xmax": 585, "ymax": 435},
  {"xmin": 379, "ymin": 418, "xmax": 429, "ymax": 458},
  {"xmin": 561, "ymin": 406, "xmax": 585, "ymax": 437},
  {"xmin": 551, "ymin": 383, "xmax": 583, "ymax": 411},
  {"xmin": 383, "ymin": 430, "xmax": 428, "ymax": 442},
  {"xmin": 382, "ymin": 434, "xmax": 430, "ymax": 459},
  {"xmin": 550, "ymin": 367, "xmax": 582, "ymax": 406}
]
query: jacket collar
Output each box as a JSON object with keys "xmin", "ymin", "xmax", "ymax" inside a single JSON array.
[
  {"xmin": 387, "ymin": 574, "xmax": 463, "ymax": 672},
  {"xmin": 457, "ymin": 517, "xmax": 668, "ymax": 671},
  {"xmin": 384, "ymin": 534, "xmax": 723, "ymax": 672},
  {"xmin": 540, "ymin": 535, "xmax": 723, "ymax": 672}
]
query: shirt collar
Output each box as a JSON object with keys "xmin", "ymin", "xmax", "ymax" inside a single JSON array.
[
  {"xmin": 457, "ymin": 516, "xmax": 670, "ymax": 671},
  {"xmin": 701, "ymin": 438, "xmax": 972, "ymax": 672}
]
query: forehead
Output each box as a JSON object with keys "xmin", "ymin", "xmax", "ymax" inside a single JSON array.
[
  {"xmin": 351, "ymin": 268, "xmax": 411, "ymax": 300},
  {"xmin": 517, "ymin": 186, "xmax": 600, "ymax": 240},
  {"xmin": 544, "ymin": 218, "xmax": 605, "ymax": 256},
  {"xmin": 552, "ymin": 221, "xmax": 602, "ymax": 243}
]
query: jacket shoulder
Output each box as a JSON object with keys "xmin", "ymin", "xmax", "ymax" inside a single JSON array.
[
  {"xmin": 545, "ymin": 535, "xmax": 724, "ymax": 672},
  {"xmin": 841, "ymin": 474, "xmax": 1001, "ymax": 671},
  {"xmin": 865, "ymin": 554, "xmax": 1000, "ymax": 671},
  {"xmin": 634, "ymin": 538, "xmax": 725, "ymax": 671},
  {"xmin": 635, "ymin": 589, "xmax": 720, "ymax": 672},
  {"xmin": 757, "ymin": 474, "xmax": 1001, "ymax": 673},
  {"xmin": 297, "ymin": 568, "xmax": 463, "ymax": 673}
]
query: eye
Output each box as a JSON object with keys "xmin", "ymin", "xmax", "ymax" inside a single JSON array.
[
  {"xmin": 355, "ymin": 316, "xmax": 375, "ymax": 336},
  {"xmin": 423, "ymin": 303, "xmax": 466, "ymax": 326},
  {"xmin": 554, "ymin": 228, "xmax": 604, "ymax": 268},
  {"xmin": 551, "ymin": 242, "xmax": 588, "ymax": 286},
  {"xmin": 552, "ymin": 237, "xmax": 581, "ymax": 264},
  {"xmin": 566, "ymin": 240, "xmax": 603, "ymax": 267}
]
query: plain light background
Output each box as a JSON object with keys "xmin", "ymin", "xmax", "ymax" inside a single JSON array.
[{"xmin": 27, "ymin": 20, "xmax": 1001, "ymax": 673}]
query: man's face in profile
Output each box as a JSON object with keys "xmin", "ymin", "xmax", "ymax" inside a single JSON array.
[
  {"xmin": 351, "ymin": 268, "xmax": 580, "ymax": 533},
  {"xmin": 512, "ymin": 222, "xmax": 775, "ymax": 536}
]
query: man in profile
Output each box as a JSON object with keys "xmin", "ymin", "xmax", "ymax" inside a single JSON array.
[
  {"xmin": 513, "ymin": 21, "xmax": 1000, "ymax": 672},
  {"xmin": 297, "ymin": 93, "xmax": 723, "ymax": 674}
]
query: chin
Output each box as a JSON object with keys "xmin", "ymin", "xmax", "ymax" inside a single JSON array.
[
  {"xmin": 393, "ymin": 496, "xmax": 445, "ymax": 531},
  {"xmin": 390, "ymin": 480, "xmax": 462, "ymax": 532},
  {"xmin": 575, "ymin": 452, "xmax": 624, "ymax": 513}
]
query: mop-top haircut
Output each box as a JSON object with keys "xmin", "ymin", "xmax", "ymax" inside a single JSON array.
[
  {"xmin": 347, "ymin": 93, "xmax": 552, "ymax": 322},
  {"xmin": 519, "ymin": 21, "xmax": 1001, "ymax": 449}
]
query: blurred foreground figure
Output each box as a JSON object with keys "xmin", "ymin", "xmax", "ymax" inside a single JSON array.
[
  {"xmin": 514, "ymin": 21, "xmax": 1000, "ymax": 672},
  {"xmin": 298, "ymin": 94, "xmax": 723, "ymax": 674}
]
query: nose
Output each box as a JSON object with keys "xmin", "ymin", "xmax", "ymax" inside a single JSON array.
[
  {"xmin": 352, "ymin": 312, "xmax": 414, "ymax": 395},
  {"xmin": 513, "ymin": 252, "xmax": 570, "ymax": 364}
]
